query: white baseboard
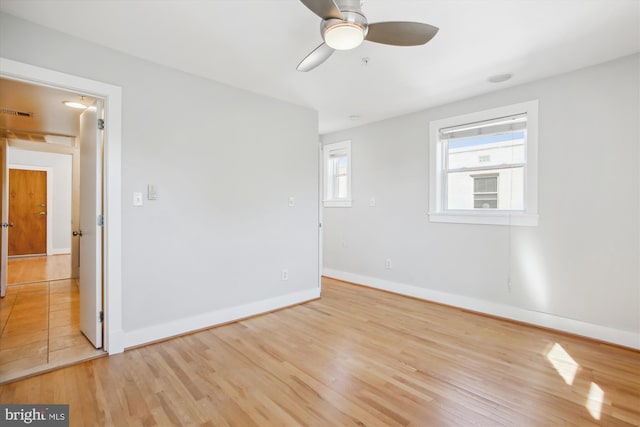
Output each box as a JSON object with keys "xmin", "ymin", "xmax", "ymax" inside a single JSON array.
[
  {"xmin": 323, "ymin": 268, "xmax": 639, "ymax": 350},
  {"xmin": 106, "ymin": 329, "xmax": 125, "ymax": 355},
  {"xmin": 49, "ymin": 248, "xmax": 71, "ymax": 255},
  {"xmin": 122, "ymin": 287, "xmax": 320, "ymax": 350}
]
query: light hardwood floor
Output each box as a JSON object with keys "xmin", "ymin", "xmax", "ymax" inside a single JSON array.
[
  {"xmin": 0, "ymin": 256, "xmax": 104, "ymax": 383},
  {"xmin": 1, "ymin": 277, "xmax": 639, "ymax": 426}
]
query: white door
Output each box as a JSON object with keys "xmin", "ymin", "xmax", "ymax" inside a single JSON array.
[
  {"xmin": 79, "ymin": 100, "xmax": 103, "ymax": 348},
  {"xmin": 0, "ymin": 139, "xmax": 8, "ymax": 297}
]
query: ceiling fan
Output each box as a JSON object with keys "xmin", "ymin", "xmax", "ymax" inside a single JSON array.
[{"xmin": 297, "ymin": 0, "xmax": 439, "ymax": 72}]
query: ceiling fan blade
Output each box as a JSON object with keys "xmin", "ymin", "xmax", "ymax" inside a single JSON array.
[
  {"xmin": 365, "ymin": 22, "xmax": 439, "ymax": 46},
  {"xmin": 297, "ymin": 43, "xmax": 335, "ymax": 72},
  {"xmin": 299, "ymin": 0, "xmax": 343, "ymax": 20}
]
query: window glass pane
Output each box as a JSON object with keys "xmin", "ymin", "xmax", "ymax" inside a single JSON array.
[
  {"xmin": 336, "ymin": 176, "xmax": 348, "ymax": 199},
  {"xmin": 324, "ymin": 140, "xmax": 351, "ymax": 206},
  {"xmin": 447, "ymin": 131, "xmax": 525, "ymax": 170},
  {"xmin": 334, "ymin": 156, "xmax": 348, "ymax": 175},
  {"xmin": 447, "ymin": 167, "xmax": 524, "ymax": 210}
]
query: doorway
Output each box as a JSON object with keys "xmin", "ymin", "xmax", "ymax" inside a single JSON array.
[
  {"xmin": 0, "ymin": 56, "xmax": 124, "ymax": 357},
  {"xmin": 0, "ymin": 75, "xmax": 110, "ymax": 382}
]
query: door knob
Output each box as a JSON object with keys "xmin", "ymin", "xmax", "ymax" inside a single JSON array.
[
  {"xmin": 73, "ymin": 230, "xmax": 83, "ymax": 236},
  {"xmin": 0, "ymin": 223, "xmax": 13, "ymax": 228},
  {"xmin": 39, "ymin": 212, "xmax": 46, "ymax": 215}
]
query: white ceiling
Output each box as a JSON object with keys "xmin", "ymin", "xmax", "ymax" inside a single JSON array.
[{"xmin": 1, "ymin": 0, "xmax": 638, "ymax": 134}]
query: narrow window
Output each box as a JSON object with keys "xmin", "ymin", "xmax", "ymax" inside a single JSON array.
[{"xmin": 323, "ymin": 141, "xmax": 351, "ymax": 207}]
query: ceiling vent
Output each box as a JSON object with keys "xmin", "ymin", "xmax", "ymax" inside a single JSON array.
[{"xmin": 1, "ymin": 108, "xmax": 34, "ymax": 118}]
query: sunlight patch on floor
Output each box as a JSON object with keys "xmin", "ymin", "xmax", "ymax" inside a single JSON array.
[
  {"xmin": 585, "ymin": 382, "xmax": 604, "ymax": 420},
  {"xmin": 546, "ymin": 342, "xmax": 579, "ymax": 385}
]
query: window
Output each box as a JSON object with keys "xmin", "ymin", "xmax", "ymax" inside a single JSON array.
[
  {"xmin": 429, "ymin": 101, "xmax": 539, "ymax": 226},
  {"xmin": 323, "ymin": 140, "xmax": 351, "ymax": 207}
]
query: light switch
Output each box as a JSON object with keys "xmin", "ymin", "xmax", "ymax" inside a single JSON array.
[
  {"xmin": 148, "ymin": 184, "xmax": 157, "ymax": 200},
  {"xmin": 133, "ymin": 192, "xmax": 143, "ymax": 207},
  {"xmin": 369, "ymin": 196, "xmax": 376, "ymax": 207}
]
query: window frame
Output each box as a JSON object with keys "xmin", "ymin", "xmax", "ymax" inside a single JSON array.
[
  {"xmin": 429, "ymin": 101, "xmax": 539, "ymax": 226},
  {"xmin": 323, "ymin": 140, "xmax": 352, "ymax": 208}
]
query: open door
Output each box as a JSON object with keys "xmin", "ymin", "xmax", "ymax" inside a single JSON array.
[
  {"xmin": 79, "ymin": 100, "xmax": 103, "ymax": 348},
  {"xmin": 0, "ymin": 139, "xmax": 8, "ymax": 297}
]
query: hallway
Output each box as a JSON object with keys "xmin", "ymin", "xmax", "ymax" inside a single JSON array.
[
  {"xmin": 0, "ymin": 256, "xmax": 105, "ymax": 384},
  {"xmin": 8, "ymin": 254, "xmax": 71, "ymax": 285}
]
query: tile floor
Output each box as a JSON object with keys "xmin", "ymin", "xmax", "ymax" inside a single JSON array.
[
  {"xmin": 0, "ymin": 259, "xmax": 105, "ymax": 383},
  {"xmin": 8, "ymin": 254, "xmax": 72, "ymax": 285}
]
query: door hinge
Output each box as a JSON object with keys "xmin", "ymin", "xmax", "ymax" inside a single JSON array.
[
  {"xmin": 99, "ymin": 311, "xmax": 104, "ymax": 322},
  {"xmin": 97, "ymin": 214, "xmax": 104, "ymax": 227},
  {"xmin": 319, "ymin": 222, "xmax": 323, "ymax": 228},
  {"xmin": 97, "ymin": 118, "xmax": 105, "ymax": 130}
]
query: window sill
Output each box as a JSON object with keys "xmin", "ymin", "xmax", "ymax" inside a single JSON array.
[
  {"xmin": 324, "ymin": 200, "xmax": 352, "ymax": 208},
  {"xmin": 428, "ymin": 211, "xmax": 538, "ymax": 226}
]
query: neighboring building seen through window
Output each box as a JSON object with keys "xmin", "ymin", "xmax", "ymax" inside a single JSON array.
[{"xmin": 445, "ymin": 128, "xmax": 525, "ymax": 211}]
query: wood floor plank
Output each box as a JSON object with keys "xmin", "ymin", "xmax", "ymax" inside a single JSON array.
[{"xmin": 1, "ymin": 277, "xmax": 638, "ymax": 426}]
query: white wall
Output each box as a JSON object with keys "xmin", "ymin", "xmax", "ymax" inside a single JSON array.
[
  {"xmin": 322, "ymin": 54, "xmax": 640, "ymax": 348},
  {"xmin": 0, "ymin": 13, "xmax": 319, "ymax": 346},
  {"xmin": 8, "ymin": 148, "xmax": 72, "ymax": 254}
]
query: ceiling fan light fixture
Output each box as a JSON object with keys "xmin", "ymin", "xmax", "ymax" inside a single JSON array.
[{"xmin": 324, "ymin": 22, "xmax": 364, "ymax": 50}]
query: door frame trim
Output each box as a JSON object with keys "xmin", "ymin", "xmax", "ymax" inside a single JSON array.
[
  {"xmin": 7, "ymin": 165, "xmax": 54, "ymax": 256},
  {"xmin": 0, "ymin": 57, "xmax": 124, "ymax": 354}
]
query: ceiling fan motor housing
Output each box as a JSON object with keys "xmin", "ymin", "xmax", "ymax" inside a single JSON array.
[{"xmin": 320, "ymin": 11, "xmax": 369, "ymax": 42}]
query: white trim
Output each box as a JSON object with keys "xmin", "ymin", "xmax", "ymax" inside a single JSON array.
[
  {"xmin": 50, "ymin": 247, "xmax": 71, "ymax": 255},
  {"xmin": 318, "ymin": 140, "xmax": 324, "ymax": 288},
  {"xmin": 122, "ymin": 287, "xmax": 321, "ymax": 349},
  {"xmin": 1, "ymin": 57, "xmax": 124, "ymax": 354},
  {"xmin": 7, "ymin": 164, "xmax": 53, "ymax": 255},
  {"xmin": 323, "ymin": 199, "xmax": 352, "ymax": 208},
  {"xmin": 323, "ymin": 268, "xmax": 640, "ymax": 350},
  {"xmin": 428, "ymin": 211, "xmax": 539, "ymax": 226},
  {"xmin": 429, "ymin": 101, "xmax": 539, "ymax": 226}
]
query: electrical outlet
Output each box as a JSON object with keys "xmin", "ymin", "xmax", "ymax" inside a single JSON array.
[
  {"xmin": 288, "ymin": 196, "xmax": 295, "ymax": 207},
  {"xmin": 281, "ymin": 269, "xmax": 289, "ymax": 281},
  {"xmin": 385, "ymin": 258, "xmax": 392, "ymax": 269},
  {"xmin": 369, "ymin": 196, "xmax": 376, "ymax": 207},
  {"xmin": 507, "ymin": 279, "xmax": 512, "ymax": 292}
]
